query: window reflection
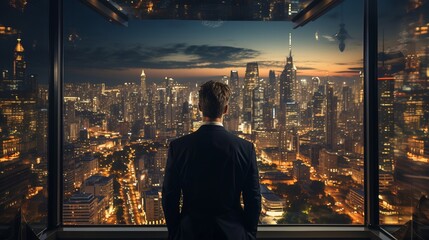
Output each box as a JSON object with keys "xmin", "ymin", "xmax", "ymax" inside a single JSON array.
[
  {"xmin": 378, "ymin": 0, "xmax": 429, "ymax": 239},
  {"xmin": 0, "ymin": 0, "xmax": 49, "ymax": 236}
]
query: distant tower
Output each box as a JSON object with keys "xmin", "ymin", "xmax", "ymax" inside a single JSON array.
[
  {"xmin": 378, "ymin": 75, "xmax": 395, "ymax": 190},
  {"xmin": 279, "ymin": 33, "xmax": 299, "ymax": 160},
  {"xmin": 280, "ymin": 34, "xmax": 297, "ymax": 104},
  {"xmin": 243, "ymin": 62, "xmax": 259, "ymax": 125},
  {"xmin": 141, "ymin": 69, "xmax": 147, "ymax": 100},
  {"xmin": 13, "ymin": 37, "xmax": 26, "ymax": 80},
  {"xmin": 325, "ymin": 81, "xmax": 338, "ymax": 151},
  {"xmin": 227, "ymin": 70, "xmax": 241, "ymax": 131},
  {"xmin": 342, "ymin": 83, "xmax": 352, "ymax": 112},
  {"xmin": 268, "ymin": 70, "xmax": 277, "ymax": 104},
  {"xmin": 230, "ymin": 70, "xmax": 239, "ymax": 94}
]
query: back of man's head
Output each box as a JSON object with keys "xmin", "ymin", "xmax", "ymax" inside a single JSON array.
[{"xmin": 198, "ymin": 80, "xmax": 231, "ymax": 119}]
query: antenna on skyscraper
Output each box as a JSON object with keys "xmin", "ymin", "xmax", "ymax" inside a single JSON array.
[{"xmin": 289, "ymin": 32, "xmax": 292, "ymax": 55}]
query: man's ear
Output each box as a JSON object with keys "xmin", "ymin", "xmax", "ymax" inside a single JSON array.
[{"xmin": 223, "ymin": 104, "xmax": 228, "ymax": 114}]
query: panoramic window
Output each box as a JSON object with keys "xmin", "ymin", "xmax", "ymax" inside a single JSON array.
[
  {"xmin": 378, "ymin": 0, "xmax": 429, "ymax": 238},
  {"xmin": 0, "ymin": 0, "xmax": 49, "ymax": 237},
  {"xmin": 63, "ymin": 0, "xmax": 364, "ymax": 225}
]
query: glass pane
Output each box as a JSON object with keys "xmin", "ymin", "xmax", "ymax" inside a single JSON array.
[
  {"xmin": 63, "ymin": 0, "xmax": 363, "ymax": 225},
  {"xmin": 0, "ymin": 0, "xmax": 49, "ymax": 237},
  {"xmin": 378, "ymin": 0, "xmax": 429, "ymax": 239}
]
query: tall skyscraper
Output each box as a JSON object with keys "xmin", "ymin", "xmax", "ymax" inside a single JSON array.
[
  {"xmin": 311, "ymin": 90, "xmax": 325, "ymax": 131},
  {"xmin": 141, "ymin": 69, "xmax": 147, "ymax": 99},
  {"xmin": 325, "ymin": 81, "xmax": 338, "ymax": 151},
  {"xmin": 279, "ymin": 35, "xmax": 298, "ymax": 159},
  {"xmin": 226, "ymin": 70, "xmax": 241, "ymax": 131},
  {"xmin": 243, "ymin": 62, "xmax": 259, "ymax": 127},
  {"xmin": 230, "ymin": 70, "xmax": 239, "ymax": 92},
  {"xmin": 342, "ymin": 83, "xmax": 352, "ymax": 112},
  {"xmin": 252, "ymin": 84, "xmax": 265, "ymax": 130},
  {"xmin": 13, "ymin": 38, "xmax": 26, "ymax": 80},
  {"xmin": 378, "ymin": 75, "xmax": 395, "ymax": 190},
  {"xmin": 279, "ymin": 50, "xmax": 296, "ymax": 104},
  {"xmin": 267, "ymin": 70, "xmax": 277, "ymax": 104}
]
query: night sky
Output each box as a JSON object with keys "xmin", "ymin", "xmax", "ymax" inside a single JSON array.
[{"xmin": 0, "ymin": 0, "xmax": 406, "ymax": 86}]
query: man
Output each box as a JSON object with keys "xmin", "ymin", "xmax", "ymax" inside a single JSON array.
[{"xmin": 162, "ymin": 80, "xmax": 261, "ymax": 240}]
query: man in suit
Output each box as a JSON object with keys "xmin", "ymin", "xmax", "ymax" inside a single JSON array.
[{"xmin": 162, "ymin": 80, "xmax": 261, "ymax": 240}]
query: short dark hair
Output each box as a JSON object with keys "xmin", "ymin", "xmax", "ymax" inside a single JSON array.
[{"xmin": 198, "ymin": 80, "xmax": 231, "ymax": 119}]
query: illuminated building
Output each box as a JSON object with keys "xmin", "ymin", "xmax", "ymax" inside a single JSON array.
[
  {"xmin": 279, "ymin": 37, "xmax": 298, "ymax": 160},
  {"xmin": 279, "ymin": 48, "xmax": 297, "ymax": 105},
  {"xmin": 81, "ymin": 175, "xmax": 114, "ymax": 210},
  {"xmin": 177, "ymin": 101, "xmax": 191, "ymax": 137},
  {"xmin": 346, "ymin": 188, "xmax": 364, "ymax": 214},
  {"xmin": 63, "ymin": 193, "xmax": 99, "ymax": 225},
  {"xmin": 0, "ymin": 38, "xmax": 37, "ymax": 153},
  {"xmin": 243, "ymin": 62, "xmax": 259, "ymax": 128},
  {"xmin": 325, "ymin": 81, "xmax": 338, "ymax": 151},
  {"xmin": 225, "ymin": 70, "xmax": 241, "ymax": 131},
  {"xmin": 154, "ymin": 146, "xmax": 167, "ymax": 171},
  {"xmin": 254, "ymin": 130, "xmax": 279, "ymax": 149},
  {"xmin": 342, "ymin": 84, "xmax": 352, "ymax": 112},
  {"xmin": 407, "ymin": 137, "xmax": 429, "ymax": 163},
  {"xmin": 252, "ymin": 84, "xmax": 265, "ymax": 130},
  {"xmin": 260, "ymin": 184, "xmax": 284, "ymax": 217},
  {"xmin": 262, "ymin": 102, "xmax": 275, "ymax": 130},
  {"xmin": 141, "ymin": 69, "xmax": 147, "ymax": 101},
  {"xmin": 292, "ymin": 160, "xmax": 310, "ymax": 182},
  {"xmin": 13, "ymin": 38, "xmax": 26, "ymax": 80},
  {"xmin": 319, "ymin": 149, "xmax": 339, "ymax": 179},
  {"xmin": 311, "ymin": 90, "xmax": 325, "ymax": 131},
  {"xmin": 378, "ymin": 75, "xmax": 394, "ymax": 189},
  {"xmin": 80, "ymin": 153, "xmax": 99, "ymax": 181},
  {"xmin": 267, "ymin": 70, "xmax": 277, "ymax": 104},
  {"xmin": 143, "ymin": 189, "xmax": 164, "ymax": 224}
]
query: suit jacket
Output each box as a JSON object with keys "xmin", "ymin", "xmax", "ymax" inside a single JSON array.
[{"xmin": 162, "ymin": 124, "xmax": 261, "ymax": 240}]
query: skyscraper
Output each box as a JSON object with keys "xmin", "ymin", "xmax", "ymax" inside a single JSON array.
[
  {"xmin": 279, "ymin": 35, "xmax": 298, "ymax": 158},
  {"xmin": 267, "ymin": 70, "xmax": 277, "ymax": 104},
  {"xmin": 279, "ymin": 50, "xmax": 296, "ymax": 104},
  {"xmin": 226, "ymin": 70, "xmax": 241, "ymax": 131},
  {"xmin": 378, "ymin": 75, "xmax": 395, "ymax": 190},
  {"xmin": 141, "ymin": 69, "xmax": 147, "ymax": 100},
  {"xmin": 13, "ymin": 38, "xmax": 26, "ymax": 80},
  {"xmin": 243, "ymin": 62, "xmax": 259, "ymax": 127},
  {"xmin": 325, "ymin": 81, "xmax": 338, "ymax": 151},
  {"xmin": 252, "ymin": 84, "xmax": 265, "ymax": 130},
  {"xmin": 342, "ymin": 83, "xmax": 352, "ymax": 112}
]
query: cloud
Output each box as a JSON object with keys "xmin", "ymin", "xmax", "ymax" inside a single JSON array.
[
  {"xmin": 297, "ymin": 66, "xmax": 318, "ymax": 70},
  {"xmin": 65, "ymin": 43, "xmax": 260, "ymax": 70},
  {"xmin": 348, "ymin": 67, "xmax": 363, "ymax": 71},
  {"xmin": 335, "ymin": 70, "xmax": 361, "ymax": 74}
]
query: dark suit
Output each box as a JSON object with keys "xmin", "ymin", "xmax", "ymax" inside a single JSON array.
[{"xmin": 162, "ymin": 124, "xmax": 261, "ymax": 240}]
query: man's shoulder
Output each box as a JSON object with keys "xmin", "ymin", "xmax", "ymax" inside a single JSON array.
[{"xmin": 170, "ymin": 130, "xmax": 253, "ymax": 149}]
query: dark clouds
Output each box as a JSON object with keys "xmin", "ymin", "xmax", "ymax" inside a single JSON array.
[{"xmin": 65, "ymin": 43, "xmax": 260, "ymax": 70}]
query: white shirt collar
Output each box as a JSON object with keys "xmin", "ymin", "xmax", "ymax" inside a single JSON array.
[{"xmin": 202, "ymin": 121, "xmax": 224, "ymax": 127}]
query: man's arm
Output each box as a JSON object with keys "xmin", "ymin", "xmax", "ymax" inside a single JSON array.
[
  {"xmin": 242, "ymin": 143, "xmax": 261, "ymax": 237},
  {"xmin": 162, "ymin": 142, "xmax": 181, "ymax": 236}
]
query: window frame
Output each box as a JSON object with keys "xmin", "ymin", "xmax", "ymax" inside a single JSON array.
[{"xmin": 44, "ymin": 0, "xmax": 393, "ymax": 239}]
